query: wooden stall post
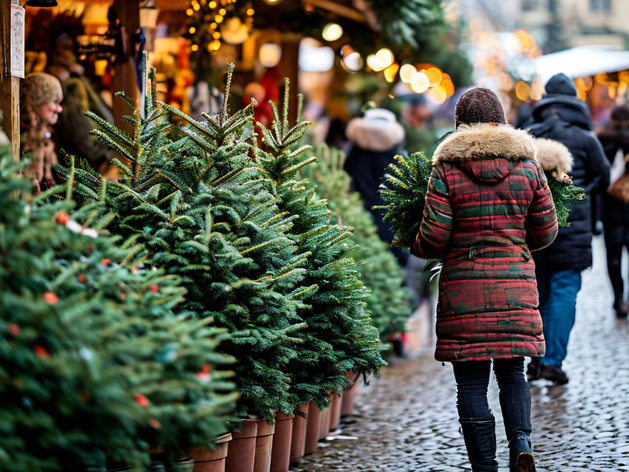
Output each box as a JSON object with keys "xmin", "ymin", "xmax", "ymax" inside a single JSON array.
[
  {"xmin": 1, "ymin": 0, "xmax": 21, "ymax": 161},
  {"xmin": 111, "ymin": 0, "xmax": 141, "ymax": 135}
]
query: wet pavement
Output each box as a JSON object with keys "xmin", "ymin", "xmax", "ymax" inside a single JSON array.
[{"xmin": 293, "ymin": 236, "xmax": 629, "ymax": 471}]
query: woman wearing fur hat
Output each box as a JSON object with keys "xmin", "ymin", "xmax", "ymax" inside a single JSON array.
[
  {"xmin": 345, "ymin": 108, "xmax": 407, "ymax": 264},
  {"xmin": 414, "ymin": 87, "xmax": 558, "ymax": 472},
  {"xmin": 20, "ymin": 72, "xmax": 63, "ymax": 191}
]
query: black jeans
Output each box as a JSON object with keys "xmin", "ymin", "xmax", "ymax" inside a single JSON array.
[
  {"xmin": 603, "ymin": 222, "xmax": 629, "ymax": 311},
  {"xmin": 453, "ymin": 358, "xmax": 532, "ymax": 472}
]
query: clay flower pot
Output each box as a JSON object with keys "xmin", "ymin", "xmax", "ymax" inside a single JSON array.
[
  {"xmin": 318, "ymin": 398, "xmax": 331, "ymax": 440},
  {"xmin": 253, "ymin": 420, "xmax": 275, "ymax": 472},
  {"xmin": 304, "ymin": 401, "xmax": 323, "ymax": 455},
  {"xmin": 225, "ymin": 419, "xmax": 258, "ymax": 472},
  {"xmin": 270, "ymin": 412, "xmax": 294, "ymax": 472},
  {"xmin": 341, "ymin": 371, "xmax": 360, "ymax": 417},
  {"xmin": 192, "ymin": 433, "xmax": 232, "ymax": 472},
  {"xmin": 329, "ymin": 393, "xmax": 342, "ymax": 432},
  {"xmin": 289, "ymin": 402, "xmax": 309, "ymax": 464}
]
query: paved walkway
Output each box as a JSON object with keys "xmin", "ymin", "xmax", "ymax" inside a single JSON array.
[{"xmin": 294, "ymin": 236, "xmax": 629, "ymax": 471}]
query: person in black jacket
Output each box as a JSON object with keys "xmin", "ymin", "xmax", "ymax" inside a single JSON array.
[
  {"xmin": 525, "ymin": 73, "xmax": 610, "ymax": 384},
  {"xmin": 345, "ymin": 108, "xmax": 408, "ymax": 265},
  {"xmin": 597, "ymin": 104, "xmax": 629, "ymax": 318}
]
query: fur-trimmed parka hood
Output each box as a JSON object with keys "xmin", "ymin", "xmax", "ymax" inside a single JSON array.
[
  {"xmin": 433, "ymin": 123, "xmax": 537, "ymax": 183},
  {"xmin": 534, "ymin": 138, "xmax": 573, "ymax": 182},
  {"xmin": 346, "ymin": 108, "xmax": 405, "ymax": 152}
]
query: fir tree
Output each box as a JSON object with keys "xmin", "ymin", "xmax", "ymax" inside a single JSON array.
[
  {"xmin": 253, "ymin": 85, "xmax": 386, "ymax": 410},
  {"xmin": 54, "ymin": 61, "xmax": 312, "ymax": 425},
  {"xmin": 302, "ymin": 144, "xmax": 412, "ymax": 340},
  {"xmin": 0, "ymin": 146, "xmax": 236, "ymax": 471}
]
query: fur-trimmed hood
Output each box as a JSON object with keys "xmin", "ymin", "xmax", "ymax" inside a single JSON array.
[
  {"xmin": 346, "ymin": 108, "xmax": 405, "ymax": 152},
  {"xmin": 433, "ymin": 123, "xmax": 536, "ymax": 164},
  {"xmin": 534, "ymin": 138, "xmax": 573, "ymax": 182}
]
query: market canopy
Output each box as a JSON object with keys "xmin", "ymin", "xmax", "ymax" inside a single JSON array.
[{"xmin": 534, "ymin": 45, "xmax": 629, "ymax": 83}]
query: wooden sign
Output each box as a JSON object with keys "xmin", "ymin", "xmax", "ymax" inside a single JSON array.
[{"xmin": 10, "ymin": 3, "xmax": 25, "ymax": 78}]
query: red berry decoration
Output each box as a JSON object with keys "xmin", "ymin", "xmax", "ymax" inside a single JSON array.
[
  {"xmin": 148, "ymin": 418, "xmax": 161, "ymax": 429},
  {"xmin": 119, "ymin": 292, "xmax": 127, "ymax": 300},
  {"xmin": 148, "ymin": 284, "xmax": 159, "ymax": 293},
  {"xmin": 101, "ymin": 258, "xmax": 111, "ymax": 266},
  {"xmin": 135, "ymin": 394, "xmax": 150, "ymax": 407},
  {"xmin": 9, "ymin": 323, "xmax": 20, "ymax": 335},
  {"xmin": 43, "ymin": 292, "xmax": 58, "ymax": 305},
  {"xmin": 55, "ymin": 211, "xmax": 70, "ymax": 225},
  {"xmin": 77, "ymin": 273, "xmax": 86, "ymax": 283},
  {"xmin": 34, "ymin": 345, "xmax": 51, "ymax": 358},
  {"xmin": 202, "ymin": 364, "xmax": 211, "ymax": 373}
]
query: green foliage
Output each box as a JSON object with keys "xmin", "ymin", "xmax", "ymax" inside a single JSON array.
[
  {"xmin": 303, "ymin": 144, "xmax": 413, "ymax": 340},
  {"xmin": 54, "ymin": 60, "xmax": 310, "ymax": 425},
  {"xmin": 0, "ymin": 147, "xmax": 236, "ymax": 471},
  {"xmin": 377, "ymin": 152, "xmax": 433, "ymax": 247},
  {"xmin": 253, "ymin": 85, "xmax": 386, "ymax": 410},
  {"xmin": 547, "ymin": 177, "xmax": 586, "ymax": 228}
]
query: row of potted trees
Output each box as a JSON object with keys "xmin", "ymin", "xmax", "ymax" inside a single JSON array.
[{"xmin": 15, "ymin": 58, "xmax": 388, "ymax": 469}]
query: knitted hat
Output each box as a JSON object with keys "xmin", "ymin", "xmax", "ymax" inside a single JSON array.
[
  {"xmin": 20, "ymin": 72, "xmax": 62, "ymax": 108},
  {"xmin": 455, "ymin": 87, "xmax": 506, "ymax": 129}
]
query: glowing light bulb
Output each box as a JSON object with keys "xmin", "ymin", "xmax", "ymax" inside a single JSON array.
[
  {"xmin": 399, "ymin": 64, "xmax": 416, "ymax": 83},
  {"xmin": 410, "ymin": 72, "xmax": 430, "ymax": 93},
  {"xmin": 322, "ymin": 23, "xmax": 343, "ymax": 42}
]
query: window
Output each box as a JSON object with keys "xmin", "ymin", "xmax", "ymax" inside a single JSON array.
[{"xmin": 590, "ymin": 0, "xmax": 611, "ymax": 11}]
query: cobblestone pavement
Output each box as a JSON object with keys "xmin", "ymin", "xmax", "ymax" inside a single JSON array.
[{"xmin": 293, "ymin": 237, "xmax": 629, "ymax": 471}]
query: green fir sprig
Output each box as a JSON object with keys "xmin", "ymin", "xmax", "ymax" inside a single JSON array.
[{"xmin": 548, "ymin": 177, "xmax": 586, "ymax": 228}]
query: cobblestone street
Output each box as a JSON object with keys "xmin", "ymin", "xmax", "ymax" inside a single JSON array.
[{"xmin": 294, "ymin": 236, "xmax": 629, "ymax": 471}]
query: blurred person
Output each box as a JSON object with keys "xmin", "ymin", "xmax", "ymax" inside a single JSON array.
[
  {"xmin": 597, "ymin": 104, "xmax": 629, "ymax": 318},
  {"xmin": 414, "ymin": 87, "xmax": 557, "ymax": 472},
  {"xmin": 21, "ymin": 72, "xmax": 63, "ymax": 191},
  {"xmin": 345, "ymin": 108, "xmax": 407, "ymax": 265},
  {"xmin": 56, "ymin": 78, "xmax": 114, "ymax": 173},
  {"xmin": 525, "ymin": 73, "xmax": 610, "ymax": 384}
]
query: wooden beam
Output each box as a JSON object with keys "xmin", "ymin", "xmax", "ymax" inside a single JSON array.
[
  {"xmin": 301, "ymin": 0, "xmax": 366, "ymax": 23},
  {"xmin": 1, "ymin": 0, "xmax": 21, "ymax": 161}
]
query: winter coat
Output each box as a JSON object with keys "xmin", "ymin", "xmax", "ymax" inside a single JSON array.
[
  {"xmin": 345, "ymin": 109, "xmax": 407, "ymax": 264},
  {"xmin": 597, "ymin": 124, "xmax": 629, "ymax": 225},
  {"xmin": 526, "ymin": 76, "xmax": 610, "ymax": 271},
  {"xmin": 413, "ymin": 124, "xmax": 558, "ymax": 362}
]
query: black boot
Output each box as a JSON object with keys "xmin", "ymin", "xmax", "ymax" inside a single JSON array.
[
  {"xmin": 509, "ymin": 433, "xmax": 536, "ymax": 472},
  {"xmin": 460, "ymin": 417, "xmax": 499, "ymax": 472}
]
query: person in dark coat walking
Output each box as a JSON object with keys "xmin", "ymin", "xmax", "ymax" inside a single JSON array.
[
  {"xmin": 345, "ymin": 108, "xmax": 407, "ymax": 265},
  {"xmin": 415, "ymin": 87, "xmax": 557, "ymax": 472},
  {"xmin": 597, "ymin": 104, "xmax": 629, "ymax": 318},
  {"xmin": 525, "ymin": 73, "xmax": 610, "ymax": 384}
]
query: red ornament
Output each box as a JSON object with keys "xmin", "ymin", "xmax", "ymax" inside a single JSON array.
[
  {"xmin": 9, "ymin": 323, "xmax": 20, "ymax": 335},
  {"xmin": 101, "ymin": 259, "xmax": 111, "ymax": 266},
  {"xmin": 148, "ymin": 284, "xmax": 159, "ymax": 293},
  {"xmin": 44, "ymin": 292, "xmax": 58, "ymax": 305},
  {"xmin": 77, "ymin": 273, "xmax": 86, "ymax": 283},
  {"xmin": 135, "ymin": 394, "xmax": 150, "ymax": 407},
  {"xmin": 34, "ymin": 345, "xmax": 51, "ymax": 358},
  {"xmin": 55, "ymin": 212, "xmax": 70, "ymax": 225},
  {"xmin": 119, "ymin": 292, "xmax": 127, "ymax": 300},
  {"xmin": 148, "ymin": 418, "xmax": 161, "ymax": 429}
]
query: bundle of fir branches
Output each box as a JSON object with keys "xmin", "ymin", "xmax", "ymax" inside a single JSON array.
[
  {"xmin": 301, "ymin": 143, "xmax": 412, "ymax": 341},
  {"xmin": 53, "ymin": 60, "xmax": 316, "ymax": 427},
  {"xmin": 378, "ymin": 149, "xmax": 584, "ymax": 249},
  {"xmin": 253, "ymin": 85, "xmax": 386, "ymax": 410},
  {"xmin": 0, "ymin": 146, "xmax": 236, "ymax": 471}
]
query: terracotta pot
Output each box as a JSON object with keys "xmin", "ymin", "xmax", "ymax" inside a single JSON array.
[
  {"xmin": 329, "ymin": 393, "xmax": 342, "ymax": 432},
  {"xmin": 289, "ymin": 403, "xmax": 309, "ymax": 464},
  {"xmin": 253, "ymin": 420, "xmax": 275, "ymax": 472},
  {"xmin": 225, "ymin": 419, "xmax": 258, "ymax": 472},
  {"xmin": 192, "ymin": 433, "xmax": 232, "ymax": 472},
  {"xmin": 304, "ymin": 401, "xmax": 322, "ymax": 455},
  {"xmin": 270, "ymin": 412, "xmax": 294, "ymax": 472},
  {"xmin": 318, "ymin": 398, "xmax": 331, "ymax": 440}
]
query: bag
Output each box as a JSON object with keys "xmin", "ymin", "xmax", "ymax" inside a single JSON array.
[{"xmin": 608, "ymin": 151, "xmax": 629, "ymax": 203}]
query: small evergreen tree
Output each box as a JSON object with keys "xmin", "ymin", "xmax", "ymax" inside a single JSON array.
[
  {"xmin": 54, "ymin": 62, "xmax": 312, "ymax": 426},
  {"xmin": 302, "ymin": 144, "xmax": 412, "ymax": 340},
  {"xmin": 253, "ymin": 86, "xmax": 386, "ymax": 410},
  {"xmin": 0, "ymin": 147, "xmax": 236, "ymax": 471}
]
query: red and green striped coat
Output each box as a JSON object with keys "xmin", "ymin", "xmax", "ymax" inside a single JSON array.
[{"xmin": 414, "ymin": 124, "xmax": 558, "ymax": 362}]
